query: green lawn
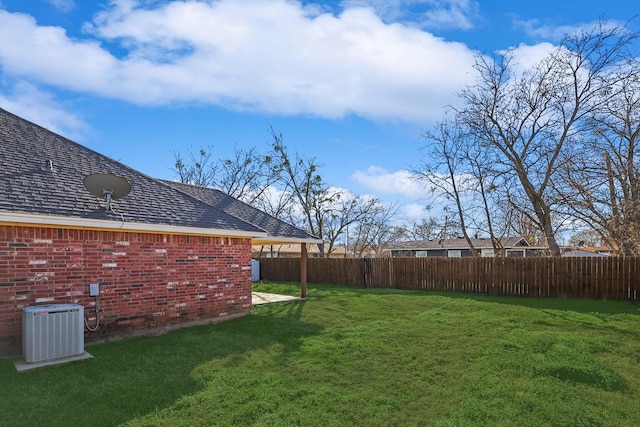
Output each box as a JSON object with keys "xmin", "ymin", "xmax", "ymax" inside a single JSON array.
[{"xmin": 1, "ymin": 282, "xmax": 639, "ymax": 426}]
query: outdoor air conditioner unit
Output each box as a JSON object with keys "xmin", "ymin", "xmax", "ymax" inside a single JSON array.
[{"xmin": 23, "ymin": 304, "xmax": 84, "ymax": 364}]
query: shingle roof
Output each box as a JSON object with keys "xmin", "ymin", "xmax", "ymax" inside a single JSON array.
[
  {"xmin": 0, "ymin": 107, "xmax": 314, "ymax": 241},
  {"xmin": 387, "ymin": 237, "xmax": 529, "ymax": 251},
  {"xmin": 161, "ymin": 180, "xmax": 318, "ymax": 242}
]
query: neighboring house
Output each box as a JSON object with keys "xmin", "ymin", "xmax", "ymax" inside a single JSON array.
[
  {"xmin": 0, "ymin": 108, "xmax": 319, "ymax": 357},
  {"xmin": 384, "ymin": 237, "xmax": 545, "ymax": 258},
  {"xmin": 253, "ymin": 243, "xmax": 351, "ymax": 258},
  {"xmin": 581, "ymin": 246, "xmax": 614, "ymax": 256},
  {"xmin": 561, "ymin": 249, "xmax": 609, "ymax": 257}
]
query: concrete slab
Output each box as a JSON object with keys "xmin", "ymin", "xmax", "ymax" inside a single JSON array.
[
  {"xmin": 14, "ymin": 352, "xmax": 93, "ymax": 372},
  {"xmin": 252, "ymin": 292, "xmax": 304, "ymax": 305}
]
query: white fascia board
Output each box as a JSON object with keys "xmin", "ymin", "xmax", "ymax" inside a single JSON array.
[{"xmin": 0, "ymin": 211, "xmax": 271, "ymax": 239}]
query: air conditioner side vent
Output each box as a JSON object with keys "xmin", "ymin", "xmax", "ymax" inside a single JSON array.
[{"xmin": 23, "ymin": 304, "xmax": 84, "ymax": 364}]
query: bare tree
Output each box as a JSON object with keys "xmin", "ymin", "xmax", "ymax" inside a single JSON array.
[
  {"xmin": 413, "ymin": 118, "xmax": 480, "ymax": 255},
  {"xmin": 567, "ymin": 229, "xmax": 604, "ymax": 248},
  {"xmin": 270, "ymin": 130, "xmax": 394, "ymax": 257},
  {"xmin": 172, "ymin": 131, "xmax": 395, "ymax": 258},
  {"xmin": 214, "ymin": 146, "xmax": 278, "ymax": 205},
  {"xmin": 174, "ymin": 147, "xmax": 216, "ymax": 186},
  {"xmin": 558, "ymin": 64, "xmax": 640, "ymax": 255},
  {"xmin": 350, "ymin": 201, "xmax": 400, "ymax": 257},
  {"xmin": 269, "ymin": 130, "xmax": 331, "ymax": 254},
  {"xmin": 173, "ymin": 144, "xmax": 296, "ymax": 222},
  {"xmin": 316, "ymin": 193, "xmax": 387, "ymax": 256},
  {"xmin": 457, "ymin": 22, "xmax": 638, "ymax": 255},
  {"xmin": 463, "ymin": 143, "xmax": 512, "ymax": 255},
  {"xmin": 404, "ymin": 217, "xmax": 449, "ymax": 241}
]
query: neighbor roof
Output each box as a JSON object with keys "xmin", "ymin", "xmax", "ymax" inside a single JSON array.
[
  {"xmin": 386, "ymin": 237, "xmax": 530, "ymax": 251},
  {"xmin": 0, "ymin": 107, "xmax": 316, "ymax": 242},
  {"xmin": 561, "ymin": 250, "xmax": 609, "ymax": 257}
]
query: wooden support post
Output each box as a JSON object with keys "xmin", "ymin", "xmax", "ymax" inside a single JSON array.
[{"xmin": 300, "ymin": 243, "xmax": 308, "ymax": 299}]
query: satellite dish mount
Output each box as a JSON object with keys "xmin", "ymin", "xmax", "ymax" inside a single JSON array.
[
  {"xmin": 83, "ymin": 173, "xmax": 131, "ymax": 212},
  {"xmin": 102, "ymin": 189, "xmax": 115, "ymax": 212}
]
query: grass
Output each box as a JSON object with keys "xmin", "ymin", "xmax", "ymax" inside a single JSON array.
[{"xmin": 1, "ymin": 282, "xmax": 639, "ymax": 426}]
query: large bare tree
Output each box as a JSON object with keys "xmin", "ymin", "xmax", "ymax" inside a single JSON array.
[
  {"xmin": 269, "ymin": 130, "xmax": 332, "ymax": 255},
  {"xmin": 457, "ymin": 22, "xmax": 637, "ymax": 255},
  {"xmin": 558, "ymin": 65, "xmax": 640, "ymax": 254},
  {"xmin": 270, "ymin": 130, "xmax": 390, "ymax": 257},
  {"xmin": 173, "ymin": 130, "xmax": 394, "ymax": 258},
  {"xmin": 414, "ymin": 116, "xmax": 519, "ymax": 255}
]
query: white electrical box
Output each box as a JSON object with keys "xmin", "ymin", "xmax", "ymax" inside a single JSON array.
[{"xmin": 89, "ymin": 283, "xmax": 100, "ymax": 296}]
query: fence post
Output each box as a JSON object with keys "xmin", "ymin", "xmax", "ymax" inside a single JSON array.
[
  {"xmin": 362, "ymin": 258, "xmax": 369, "ymax": 287},
  {"xmin": 300, "ymin": 244, "xmax": 308, "ymax": 298}
]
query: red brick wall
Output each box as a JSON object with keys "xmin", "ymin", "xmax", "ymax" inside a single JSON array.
[{"xmin": 0, "ymin": 225, "xmax": 253, "ymax": 357}]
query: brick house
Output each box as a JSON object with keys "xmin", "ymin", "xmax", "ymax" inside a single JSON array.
[{"xmin": 0, "ymin": 108, "xmax": 319, "ymax": 357}]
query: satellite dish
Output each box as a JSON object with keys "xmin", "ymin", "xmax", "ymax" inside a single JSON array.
[{"xmin": 83, "ymin": 173, "xmax": 131, "ymax": 212}]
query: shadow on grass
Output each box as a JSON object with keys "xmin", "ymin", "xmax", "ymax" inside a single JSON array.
[{"xmin": 0, "ymin": 300, "xmax": 321, "ymax": 427}]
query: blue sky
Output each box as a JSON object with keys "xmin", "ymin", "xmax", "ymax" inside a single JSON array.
[{"xmin": 0, "ymin": 0, "xmax": 637, "ymax": 220}]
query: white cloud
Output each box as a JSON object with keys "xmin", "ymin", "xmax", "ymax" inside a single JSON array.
[
  {"xmin": 351, "ymin": 165, "xmax": 429, "ymax": 200},
  {"xmin": 46, "ymin": 0, "xmax": 75, "ymax": 13},
  {"xmin": 505, "ymin": 42, "xmax": 556, "ymax": 73},
  {"xmin": 340, "ymin": 0, "xmax": 480, "ymax": 30},
  {"xmin": 0, "ymin": 80, "xmax": 88, "ymax": 139},
  {"xmin": 0, "ymin": 11, "xmax": 120, "ymax": 94},
  {"xmin": 418, "ymin": 0, "xmax": 479, "ymax": 30},
  {"xmin": 0, "ymin": 1, "xmax": 478, "ymax": 123},
  {"xmin": 403, "ymin": 202, "xmax": 429, "ymax": 219},
  {"xmin": 512, "ymin": 18, "xmax": 624, "ymax": 43}
]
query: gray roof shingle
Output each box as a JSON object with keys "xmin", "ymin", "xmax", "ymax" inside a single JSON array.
[
  {"xmin": 0, "ymin": 107, "xmax": 314, "ymax": 241},
  {"xmin": 161, "ymin": 180, "xmax": 317, "ymax": 241}
]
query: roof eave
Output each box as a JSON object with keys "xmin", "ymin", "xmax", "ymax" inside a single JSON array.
[{"xmin": 0, "ymin": 211, "xmax": 270, "ymax": 239}]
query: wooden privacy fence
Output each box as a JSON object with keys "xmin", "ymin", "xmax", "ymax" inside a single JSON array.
[{"xmin": 258, "ymin": 257, "xmax": 640, "ymax": 301}]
